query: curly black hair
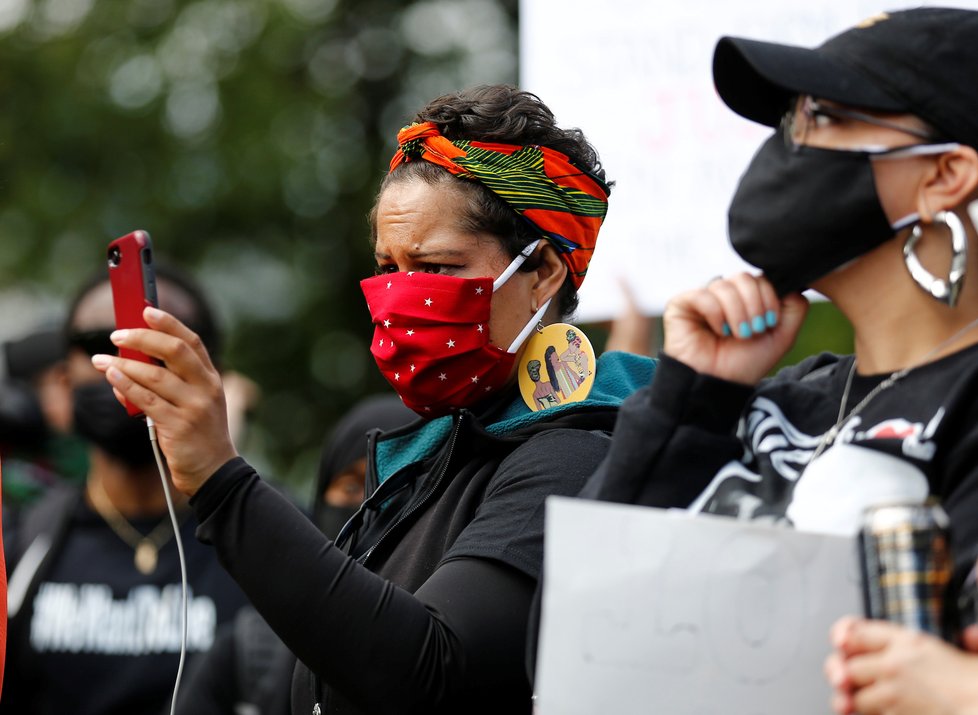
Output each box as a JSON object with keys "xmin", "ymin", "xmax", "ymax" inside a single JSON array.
[{"xmin": 370, "ymin": 84, "xmax": 610, "ymax": 318}]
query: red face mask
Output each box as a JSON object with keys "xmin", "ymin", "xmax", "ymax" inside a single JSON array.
[{"xmin": 361, "ymin": 242, "xmax": 546, "ymax": 417}]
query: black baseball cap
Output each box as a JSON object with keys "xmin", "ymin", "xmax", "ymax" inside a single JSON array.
[
  {"xmin": 4, "ymin": 328, "xmax": 66, "ymax": 381},
  {"xmin": 713, "ymin": 7, "xmax": 978, "ymax": 148}
]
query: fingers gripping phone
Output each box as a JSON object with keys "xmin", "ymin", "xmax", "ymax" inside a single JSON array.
[{"xmin": 107, "ymin": 230, "xmax": 159, "ymax": 417}]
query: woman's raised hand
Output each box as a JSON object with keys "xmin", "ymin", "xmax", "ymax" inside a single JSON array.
[
  {"xmin": 662, "ymin": 272, "xmax": 809, "ymax": 384},
  {"xmin": 92, "ymin": 306, "xmax": 238, "ymax": 496}
]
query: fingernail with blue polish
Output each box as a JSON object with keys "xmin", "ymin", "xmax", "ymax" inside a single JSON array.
[
  {"xmin": 738, "ymin": 321, "xmax": 752, "ymax": 338},
  {"xmin": 722, "ymin": 322, "xmax": 731, "ymax": 337},
  {"xmin": 766, "ymin": 310, "xmax": 778, "ymax": 328},
  {"xmin": 752, "ymin": 315, "xmax": 766, "ymax": 334}
]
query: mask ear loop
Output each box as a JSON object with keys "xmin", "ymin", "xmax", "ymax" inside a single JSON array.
[
  {"xmin": 903, "ymin": 210, "xmax": 968, "ymax": 306},
  {"xmin": 489, "ymin": 238, "xmax": 551, "ymax": 353},
  {"xmin": 492, "ymin": 239, "xmax": 542, "ymax": 292},
  {"xmin": 507, "ymin": 298, "xmax": 552, "ymax": 353}
]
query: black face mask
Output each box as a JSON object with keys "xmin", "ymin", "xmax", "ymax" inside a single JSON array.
[
  {"xmin": 727, "ymin": 134, "xmax": 927, "ymax": 296},
  {"xmin": 316, "ymin": 504, "xmax": 359, "ymax": 540},
  {"xmin": 72, "ymin": 382, "xmax": 155, "ymax": 467}
]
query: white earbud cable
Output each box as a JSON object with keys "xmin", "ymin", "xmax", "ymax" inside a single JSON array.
[{"xmin": 146, "ymin": 416, "xmax": 188, "ymax": 715}]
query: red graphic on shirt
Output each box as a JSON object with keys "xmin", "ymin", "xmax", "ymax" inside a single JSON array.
[
  {"xmin": 361, "ymin": 271, "xmax": 517, "ymax": 417},
  {"xmin": 865, "ymin": 419, "xmax": 919, "ymax": 440}
]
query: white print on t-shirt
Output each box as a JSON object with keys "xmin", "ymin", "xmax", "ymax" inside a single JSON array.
[
  {"xmin": 787, "ymin": 443, "xmax": 929, "ymax": 536},
  {"xmin": 860, "ymin": 408, "xmax": 944, "ymax": 461},
  {"xmin": 30, "ymin": 582, "xmax": 217, "ymax": 655},
  {"xmin": 744, "ymin": 397, "xmax": 823, "ymax": 481},
  {"xmin": 689, "ymin": 398, "xmax": 942, "ymax": 534}
]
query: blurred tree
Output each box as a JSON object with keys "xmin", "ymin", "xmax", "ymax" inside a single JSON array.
[
  {"xmin": 0, "ymin": 0, "xmax": 852, "ymax": 496},
  {"xmin": 0, "ymin": 0, "xmax": 518, "ymax": 494}
]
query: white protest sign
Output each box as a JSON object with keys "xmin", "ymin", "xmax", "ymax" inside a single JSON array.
[
  {"xmin": 520, "ymin": 0, "xmax": 978, "ymax": 320},
  {"xmin": 534, "ymin": 497, "xmax": 862, "ymax": 715}
]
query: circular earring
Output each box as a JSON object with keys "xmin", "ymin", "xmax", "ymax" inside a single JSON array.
[
  {"xmin": 903, "ymin": 210, "xmax": 967, "ymax": 307},
  {"xmin": 518, "ymin": 323, "xmax": 595, "ymax": 412}
]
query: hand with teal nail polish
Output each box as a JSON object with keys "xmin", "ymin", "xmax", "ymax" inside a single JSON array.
[{"xmin": 662, "ymin": 272, "xmax": 809, "ymax": 384}]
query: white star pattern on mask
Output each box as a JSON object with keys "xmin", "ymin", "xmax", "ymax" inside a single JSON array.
[
  {"xmin": 471, "ymin": 376, "xmax": 479, "ymax": 383},
  {"xmin": 475, "ymin": 286, "xmax": 484, "ymax": 295},
  {"xmin": 383, "ymin": 319, "xmax": 391, "ymax": 328},
  {"xmin": 438, "ymin": 373, "xmax": 447, "ymax": 381},
  {"xmin": 446, "ymin": 339, "xmax": 455, "ymax": 348},
  {"xmin": 407, "ymin": 271, "xmax": 415, "ymax": 277},
  {"xmin": 410, "ymin": 364, "xmax": 416, "ymax": 372},
  {"xmin": 476, "ymin": 325, "xmax": 483, "ymax": 333},
  {"xmin": 386, "ymin": 281, "xmax": 392, "ymax": 289},
  {"xmin": 394, "ymin": 372, "xmax": 400, "ymax": 381},
  {"xmin": 379, "ymin": 338, "xmax": 384, "ymax": 347},
  {"xmin": 406, "ymin": 329, "xmax": 415, "ymax": 336},
  {"xmin": 485, "ymin": 386, "xmax": 492, "ymax": 392},
  {"xmin": 424, "ymin": 298, "xmax": 433, "ymax": 306}
]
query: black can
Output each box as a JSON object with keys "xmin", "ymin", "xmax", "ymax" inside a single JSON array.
[{"xmin": 858, "ymin": 502, "xmax": 952, "ymax": 636}]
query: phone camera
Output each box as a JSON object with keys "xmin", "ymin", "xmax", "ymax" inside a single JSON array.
[{"xmin": 108, "ymin": 246, "xmax": 122, "ymax": 267}]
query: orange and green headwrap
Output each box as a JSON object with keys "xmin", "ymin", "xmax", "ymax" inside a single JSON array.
[{"xmin": 390, "ymin": 121, "xmax": 610, "ymax": 289}]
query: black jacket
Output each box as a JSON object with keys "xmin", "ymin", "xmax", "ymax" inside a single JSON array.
[{"xmin": 191, "ymin": 352, "xmax": 654, "ymax": 715}]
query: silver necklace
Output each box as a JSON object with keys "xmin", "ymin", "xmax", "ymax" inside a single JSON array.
[{"xmin": 808, "ymin": 315, "xmax": 978, "ymax": 464}]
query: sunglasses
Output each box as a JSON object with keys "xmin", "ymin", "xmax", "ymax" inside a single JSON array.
[{"xmin": 67, "ymin": 329, "xmax": 116, "ymax": 358}]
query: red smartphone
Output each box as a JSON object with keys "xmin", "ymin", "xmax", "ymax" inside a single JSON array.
[{"xmin": 107, "ymin": 230, "xmax": 159, "ymax": 417}]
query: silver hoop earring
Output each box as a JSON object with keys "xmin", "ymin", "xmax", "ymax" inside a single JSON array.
[{"xmin": 903, "ymin": 210, "xmax": 968, "ymax": 307}]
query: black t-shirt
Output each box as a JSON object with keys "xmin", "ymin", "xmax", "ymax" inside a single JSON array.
[
  {"xmin": 5, "ymin": 497, "xmax": 249, "ymax": 715},
  {"xmin": 588, "ymin": 345, "xmax": 978, "ymax": 558}
]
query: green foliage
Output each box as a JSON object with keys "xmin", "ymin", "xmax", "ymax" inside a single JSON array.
[
  {"xmin": 777, "ymin": 299, "xmax": 855, "ymax": 370},
  {"xmin": 0, "ymin": 0, "xmax": 855, "ymax": 499},
  {"xmin": 1, "ymin": 0, "xmax": 517, "ymax": 496}
]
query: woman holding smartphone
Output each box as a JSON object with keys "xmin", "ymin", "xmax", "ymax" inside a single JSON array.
[{"xmin": 93, "ymin": 84, "xmax": 652, "ymax": 714}]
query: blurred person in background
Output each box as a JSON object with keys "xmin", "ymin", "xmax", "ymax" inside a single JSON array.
[
  {"xmin": 310, "ymin": 393, "xmax": 416, "ymax": 538},
  {"xmin": 602, "ymin": 280, "xmax": 656, "ymax": 357},
  {"xmin": 3, "ymin": 264, "xmax": 250, "ymax": 715},
  {"xmin": 174, "ymin": 392, "xmax": 414, "ymax": 715},
  {"xmin": 1, "ymin": 328, "xmax": 69, "ymax": 449},
  {"xmin": 93, "ymin": 84, "xmax": 654, "ymax": 714},
  {"xmin": 0, "ymin": 327, "xmax": 89, "ymax": 542}
]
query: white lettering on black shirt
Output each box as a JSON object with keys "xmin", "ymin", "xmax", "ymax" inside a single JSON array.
[{"xmin": 30, "ymin": 582, "xmax": 217, "ymax": 655}]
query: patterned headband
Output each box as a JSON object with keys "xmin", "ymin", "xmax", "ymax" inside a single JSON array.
[{"xmin": 390, "ymin": 121, "xmax": 610, "ymax": 290}]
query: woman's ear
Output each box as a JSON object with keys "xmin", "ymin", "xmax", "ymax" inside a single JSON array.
[
  {"xmin": 917, "ymin": 145, "xmax": 978, "ymax": 221},
  {"xmin": 531, "ymin": 243, "xmax": 568, "ymax": 311}
]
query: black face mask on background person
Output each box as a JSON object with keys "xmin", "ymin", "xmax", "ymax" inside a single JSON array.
[
  {"xmin": 727, "ymin": 134, "xmax": 943, "ymax": 296},
  {"xmin": 316, "ymin": 504, "xmax": 359, "ymax": 541},
  {"xmin": 72, "ymin": 381, "xmax": 155, "ymax": 467}
]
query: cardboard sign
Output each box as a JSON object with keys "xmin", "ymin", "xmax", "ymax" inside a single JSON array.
[{"xmin": 535, "ymin": 497, "xmax": 861, "ymax": 714}]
